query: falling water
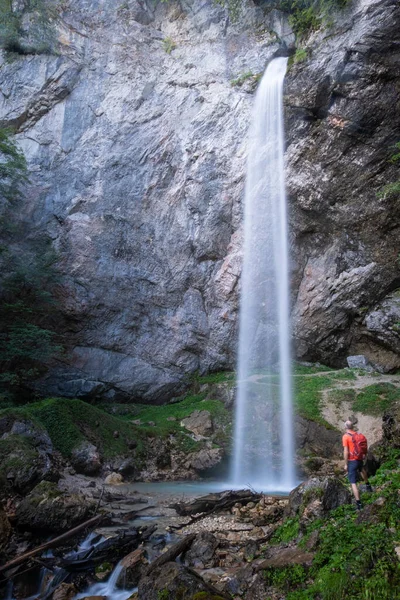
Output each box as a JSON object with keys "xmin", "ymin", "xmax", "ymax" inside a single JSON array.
[{"xmin": 232, "ymin": 57, "xmax": 296, "ymax": 492}]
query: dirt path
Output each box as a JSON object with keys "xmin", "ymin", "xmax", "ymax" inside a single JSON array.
[{"xmin": 321, "ymin": 372, "xmax": 400, "ymax": 445}]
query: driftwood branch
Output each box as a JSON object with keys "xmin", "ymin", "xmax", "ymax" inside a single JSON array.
[
  {"xmin": 0, "ymin": 514, "xmax": 104, "ymax": 575},
  {"xmin": 145, "ymin": 534, "xmax": 196, "ymax": 575}
]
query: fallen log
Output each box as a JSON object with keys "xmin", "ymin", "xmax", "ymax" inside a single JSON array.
[
  {"xmin": 171, "ymin": 490, "xmax": 262, "ymax": 517},
  {"xmin": 145, "ymin": 534, "xmax": 196, "ymax": 575},
  {"xmin": 0, "ymin": 514, "xmax": 104, "ymax": 575}
]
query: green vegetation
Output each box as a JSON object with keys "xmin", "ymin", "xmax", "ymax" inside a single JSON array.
[
  {"xmin": 115, "ymin": 392, "xmax": 231, "ymax": 450},
  {"xmin": 230, "ymin": 71, "xmax": 255, "ymax": 86},
  {"xmin": 294, "ymin": 363, "xmax": 335, "ymax": 375},
  {"xmin": 270, "ymin": 516, "xmax": 300, "ymax": 544},
  {"xmin": 163, "ymin": 37, "xmax": 176, "ymax": 54},
  {"xmin": 0, "ymin": 129, "xmax": 62, "ymax": 400},
  {"xmin": 264, "ymin": 455, "xmax": 400, "ymax": 599},
  {"xmin": 194, "ymin": 371, "xmax": 234, "ymax": 385},
  {"xmin": 377, "ymin": 141, "xmax": 400, "ymax": 200},
  {"xmin": 294, "ymin": 373, "xmax": 334, "ymax": 426},
  {"xmin": 352, "ymin": 383, "xmax": 400, "ymax": 416},
  {"xmin": 278, "ymin": 0, "xmax": 350, "ymax": 39},
  {"xmin": 0, "ymin": 0, "xmax": 59, "ymax": 55},
  {"xmin": 0, "ymin": 398, "xmax": 141, "ymax": 458},
  {"xmin": 0, "ymin": 128, "xmax": 28, "ymax": 202}
]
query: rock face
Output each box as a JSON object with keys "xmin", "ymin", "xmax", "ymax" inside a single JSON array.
[
  {"xmin": 286, "ymin": 476, "xmax": 352, "ymax": 525},
  {"xmin": 15, "ymin": 481, "xmax": 94, "ymax": 533},
  {"xmin": 0, "ymin": 0, "xmax": 399, "ymax": 400}
]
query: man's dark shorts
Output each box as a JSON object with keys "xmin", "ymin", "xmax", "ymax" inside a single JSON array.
[{"xmin": 348, "ymin": 459, "xmax": 364, "ymax": 483}]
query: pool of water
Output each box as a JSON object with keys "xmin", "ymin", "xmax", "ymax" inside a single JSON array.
[{"xmin": 121, "ymin": 480, "xmax": 292, "ymax": 497}]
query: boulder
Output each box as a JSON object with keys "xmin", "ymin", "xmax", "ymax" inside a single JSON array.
[
  {"xmin": 105, "ymin": 472, "xmax": 124, "ymax": 485},
  {"xmin": 116, "ymin": 548, "xmax": 148, "ymax": 588},
  {"xmin": 295, "ymin": 415, "xmax": 341, "ymax": 459},
  {"xmin": 71, "ymin": 442, "xmax": 102, "ymax": 475},
  {"xmin": 346, "ymin": 355, "xmax": 374, "ymax": 372},
  {"xmin": 181, "ymin": 410, "xmax": 213, "ymax": 437},
  {"xmin": 15, "ymin": 481, "xmax": 94, "ymax": 533},
  {"xmin": 185, "ymin": 448, "xmax": 224, "ymax": 472},
  {"xmin": 286, "ymin": 477, "xmax": 352, "ymax": 523},
  {"xmin": 138, "ymin": 562, "xmax": 226, "ymax": 600},
  {"xmin": 256, "ymin": 547, "xmax": 315, "ymax": 571},
  {"xmin": 183, "ymin": 532, "xmax": 219, "ymax": 568},
  {"xmin": 52, "ymin": 583, "xmax": 78, "ymax": 600}
]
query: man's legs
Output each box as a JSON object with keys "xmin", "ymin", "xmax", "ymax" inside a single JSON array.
[
  {"xmin": 361, "ymin": 466, "xmax": 373, "ymax": 491},
  {"xmin": 348, "ymin": 461, "xmax": 362, "ymax": 508}
]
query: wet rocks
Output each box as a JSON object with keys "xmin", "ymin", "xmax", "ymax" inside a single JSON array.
[
  {"xmin": 52, "ymin": 583, "xmax": 78, "ymax": 600},
  {"xmin": 256, "ymin": 546, "xmax": 315, "ymax": 571},
  {"xmin": 117, "ymin": 547, "xmax": 148, "ymax": 588},
  {"xmin": 15, "ymin": 481, "xmax": 94, "ymax": 533},
  {"xmin": 183, "ymin": 532, "xmax": 220, "ymax": 568},
  {"xmin": 138, "ymin": 561, "xmax": 227, "ymax": 600},
  {"xmin": 185, "ymin": 448, "xmax": 224, "ymax": 472},
  {"xmin": 71, "ymin": 442, "xmax": 102, "ymax": 475}
]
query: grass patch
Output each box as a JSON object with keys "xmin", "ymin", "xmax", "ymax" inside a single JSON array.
[
  {"xmin": 294, "ymin": 363, "xmax": 335, "ymax": 375},
  {"xmin": 195, "ymin": 371, "xmax": 235, "ymax": 385},
  {"xmin": 0, "ymin": 398, "xmax": 141, "ymax": 458},
  {"xmin": 352, "ymin": 383, "xmax": 400, "ymax": 416},
  {"xmin": 294, "ymin": 375, "xmax": 334, "ymax": 426},
  {"xmin": 327, "ymin": 388, "xmax": 357, "ymax": 406},
  {"xmin": 329, "ymin": 369, "xmax": 357, "ymax": 381},
  {"xmin": 270, "ymin": 517, "xmax": 300, "ymax": 544},
  {"xmin": 289, "ymin": 458, "xmax": 400, "ymax": 599}
]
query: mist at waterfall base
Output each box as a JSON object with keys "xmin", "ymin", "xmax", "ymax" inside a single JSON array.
[{"xmin": 231, "ymin": 57, "xmax": 296, "ymax": 493}]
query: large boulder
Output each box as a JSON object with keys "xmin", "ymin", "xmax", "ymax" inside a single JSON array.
[
  {"xmin": 70, "ymin": 441, "xmax": 102, "ymax": 475},
  {"xmin": 15, "ymin": 481, "xmax": 94, "ymax": 533},
  {"xmin": 181, "ymin": 411, "xmax": 213, "ymax": 437},
  {"xmin": 185, "ymin": 448, "xmax": 224, "ymax": 472},
  {"xmin": 0, "ymin": 418, "xmax": 59, "ymax": 495},
  {"xmin": 286, "ymin": 476, "xmax": 352, "ymax": 526},
  {"xmin": 183, "ymin": 532, "xmax": 219, "ymax": 568},
  {"xmin": 138, "ymin": 562, "xmax": 226, "ymax": 600},
  {"xmin": 295, "ymin": 416, "xmax": 342, "ymax": 459}
]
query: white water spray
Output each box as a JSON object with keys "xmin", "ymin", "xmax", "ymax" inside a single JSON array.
[{"xmin": 232, "ymin": 57, "xmax": 296, "ymax": 492}]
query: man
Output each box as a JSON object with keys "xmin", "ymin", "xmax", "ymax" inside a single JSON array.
[{"xmin": 343, "ymin": 419, "xmax": 372, "ymax": 510}]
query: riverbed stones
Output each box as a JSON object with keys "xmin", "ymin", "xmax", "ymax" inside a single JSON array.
[
  {"xmin": 52, "ymin": 583, "xmax": 78, "ymax": 600},
  {"xmin": 183, "ymin": 532, "xmax": 220, "ymax": 568},
  {"xmin": 117, "ymin": 548, "xmax": 148, "ymax": 588}
]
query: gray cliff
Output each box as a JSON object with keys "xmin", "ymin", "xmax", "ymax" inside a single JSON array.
[{"xmin": 0, "ymin": 0, "xmax": 399, "ymax": 401}]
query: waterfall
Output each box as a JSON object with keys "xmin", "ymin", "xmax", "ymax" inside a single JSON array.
[{"xmin": 231, "ymin": 57, "xmax": 296, "ymax": 492}]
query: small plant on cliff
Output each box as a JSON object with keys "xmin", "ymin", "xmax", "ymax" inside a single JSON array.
[
  {"xmin": 377, "ymin": 141, "xmax": 400, "ymax": 200},
  {"xmin": 163, "ymin": 36, "xmax": 176, "ymax": 54},
  {"xmin": 0, "ymin": 128, "xmax": 28, "ymax": 203}
]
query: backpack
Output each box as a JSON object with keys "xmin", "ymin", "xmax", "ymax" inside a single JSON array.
[{"xmin": 346, "ymin": 432, "xmax": 368, "ymax": 460}]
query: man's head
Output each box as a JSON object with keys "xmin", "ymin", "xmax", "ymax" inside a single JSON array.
[{"xmin": 344, "ymin": 420, "xmax": 354, "ymax": 430}]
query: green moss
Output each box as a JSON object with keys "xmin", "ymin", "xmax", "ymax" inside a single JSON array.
[
  {"xmin": 0, "ymin": 434, "xmax": 38, "ymax": 479},
  {"xmin": 292, "ymin": 462, "xmax": 400, "ymax": 598},
  {"xmin": 352, "ymin": 383, "xmax": 400, "ymax": 416},
  {"xmin": 0, "ymin": 398, "xmax": 142, "ymax": 458},
  {"xmin": 327, "ymin": 388, "xmax": 357, "ymax": 405},
  {"xmin": 230, "ymin": 70, "xmax": 254, "ymax": 86},
  {"xmin": 294, "ymin": 363, "xmax": 335, "ymax": 375},
  {"xmin": 195, "ymin": 371, "xmax": 235, "ymax": 385},
  {"xmin": 294, "ymin": 374, "xmax": 334, "ymax": 427},
  {"xmin": 264, "ymin": 564, "xmax": 308, "ymax": 592},
  {"xmin": 270, "ymin": 517, "xmax": 300, "ymax": 544}
]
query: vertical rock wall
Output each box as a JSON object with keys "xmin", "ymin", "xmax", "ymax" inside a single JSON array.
[{"xmin": 0, "ymin": 0, "xmax": 399, "ymax": 401}]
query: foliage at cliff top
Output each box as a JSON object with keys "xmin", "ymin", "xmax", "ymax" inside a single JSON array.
[{"xmin": 0, "ymin": 0, "xmax": 59, "ymax": 55}]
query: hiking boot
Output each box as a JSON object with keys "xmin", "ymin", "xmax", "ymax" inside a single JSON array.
[
  {"xmin": 356, "ymin": 500, "xmax": 362, "ymax": 510},
  {"xmin": 366, "ymin": 484, "xmax": 373, "ymax": 493}
]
